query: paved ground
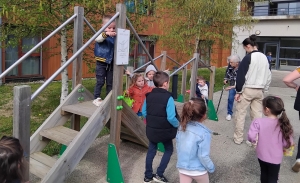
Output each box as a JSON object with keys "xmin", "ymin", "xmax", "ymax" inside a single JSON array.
[{"xmin": 32, "ymin": 70, "xmax": 300, "ymax": 183}]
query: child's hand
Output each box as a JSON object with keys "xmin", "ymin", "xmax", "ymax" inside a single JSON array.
[
  {"xmin": 105, "ymin": 31, "xmax": 116, "ymax": 37},
  {"xmin": 124, "ymin": 90, "xmax": 129, "ymax": 96},
  {"xmin": 223, "ymin": 80, "xmax": 228, "ymax": 85},
  {"xmin": 201, "ymin": 95, "xmax": 205, "ymax": 99},
  {"xmin": 125, "ymin": 70, "xmax": 131, "ymax": 75}
]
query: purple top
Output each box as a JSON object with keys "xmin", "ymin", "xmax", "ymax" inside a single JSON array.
[{"xmin": 248, "ymin": 117, "xmax": 293, "ymax": 164}]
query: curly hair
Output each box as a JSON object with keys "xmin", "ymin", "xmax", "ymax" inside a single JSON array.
[{"xmin": 130, "ymin": 73, "xmax": 145, "ymax": 87}]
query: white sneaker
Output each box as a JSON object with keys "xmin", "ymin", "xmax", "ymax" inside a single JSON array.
[
  {"xmin": 226, "ymin": 114, "xmax": 232, "ymax": 121},
  {"xmin": 292, "ymin": 159, "xmax": 300, "ymax": 172},
  {"xmin": 93, "ymin": 98, "xmax": 102, "ymax": 107}
]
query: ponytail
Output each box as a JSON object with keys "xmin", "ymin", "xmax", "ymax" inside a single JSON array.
[
  {"xmin": 278, "ymin": 110, "xmax": 293, "ymax": 148},
  {"xmin": 180, "ymin": 98, "xmax": 206, "ymax": 131}
]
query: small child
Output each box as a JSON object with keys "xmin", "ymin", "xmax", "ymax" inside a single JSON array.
[
  {"xmin": 196, "ymin": 76, "xmax": 208, "ymax": 100},
  {"xmin": 93, "ymin": 15, "xmax": 116, "ymax": 103},
  {"xmin": 248, "ymin": 96, "xmax": 294, "ymax": 183},
  {"xmin": 0, "ymin": 136, "xmax": 27, "ymax": 183},
  {"xmin": 128, "ymin": 73, "xmax": 152, "ymax": 116},
  {"xmin": 126, "ymin": 64, "xmax": 157, "ymax": 87},
  {"xmin": 176, "ymin": 98, "xmax": 215, "ymax": 183},
  {"xmin": 142, "ymin": 71, "xmax": 179, "ymax": 183}
]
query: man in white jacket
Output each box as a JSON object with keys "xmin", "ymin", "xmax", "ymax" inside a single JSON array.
[{"xmin": 233, "ymin": 35, "xmax": 271, "ymax": 145}]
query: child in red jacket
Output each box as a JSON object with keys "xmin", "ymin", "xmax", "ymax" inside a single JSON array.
[{"xmin": 128, "ymin": 73, "xmax": 153, "ymax": 116}]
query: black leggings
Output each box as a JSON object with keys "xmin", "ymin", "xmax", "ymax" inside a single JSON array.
[
  {"xmin": 258, "ymin": 159, "xmax": 280, "ymax": 183},
  {"xmin": 297, "ymin": 136, "xmax": 300, "ymax": 159}
]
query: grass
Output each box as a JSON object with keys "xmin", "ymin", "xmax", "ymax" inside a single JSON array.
[{"xmin": 0, "ymin": 67, "xmax": 226, "ymax": 156}]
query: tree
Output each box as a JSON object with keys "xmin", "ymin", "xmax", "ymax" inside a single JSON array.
[
  {"xmin": 0, "ymin": 0, "xmax": 152, "ymax": 103},
  {"xmin": 156, "ymin": 0, "xmax": 260, "ymax": 61}
]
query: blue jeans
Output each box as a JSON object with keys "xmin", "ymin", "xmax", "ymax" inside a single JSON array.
[
  {"xmin": 145, "ymin": 140, "xmax": 173, "ymax": 178},
  {"xmin": 227, "ymin": 88, "xmax": 236, "ymax": 115},
  {"xmin": 94, "ymin": 61, "xmax": 113, "ymax": 99}
]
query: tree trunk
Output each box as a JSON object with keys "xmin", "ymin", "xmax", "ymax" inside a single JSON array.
[{"xmin": 60, "ymin": 27, "xmax": 68, "ymax": 104}]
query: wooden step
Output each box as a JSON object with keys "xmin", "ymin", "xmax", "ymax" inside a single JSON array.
[
  {"xmin": 30, "ymin": 152, "xmax": 57, "ymax": 179},
  {"xmin": 40, "ymin": 126, "xmax": 79, "ymax": 146},
  {"xmin": 61, "ymin": 100, "xmax": 97, "ymax": 117}
]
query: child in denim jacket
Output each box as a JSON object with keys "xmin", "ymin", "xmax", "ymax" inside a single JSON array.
[
  {"xmin": 176, "ymin": 98, "xmax": 215, "ymax": 183},
  {"xmin": 93, "ymin": 15, "xmax": 116, "ymax": 102}
]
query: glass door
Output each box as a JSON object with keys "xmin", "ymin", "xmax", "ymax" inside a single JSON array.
[{"xmin": 264, "ymin": 43, "xmax": 279, "ymax": 70}]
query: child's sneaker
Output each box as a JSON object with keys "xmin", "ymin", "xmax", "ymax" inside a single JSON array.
[
  {"xmin": 144, "ymin": 174, "xmax": 154, "ymax": 183},
  {"xmin": 153, "ymin": 174, "xmax": 168, "ymax": 183},
  {"xmin": 292, "ymin": 159, "xmax": 300, "ymax": 172},
  {"xmin": 92, "ymin": 98, "xmax": 102, "ymax": 106},
  {"xmin": 144, "ymin": 177, "xmax": 153, "ymax": 183}
]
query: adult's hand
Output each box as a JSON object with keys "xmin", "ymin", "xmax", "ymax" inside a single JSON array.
[{"xmin": 235, "ymin": 93, "xmax": 241, "ymax": 102}]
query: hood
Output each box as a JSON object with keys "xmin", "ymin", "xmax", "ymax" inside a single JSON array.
[{"xmin": 144, "ymin": 64, "xmax": 157, "ymax": 78}]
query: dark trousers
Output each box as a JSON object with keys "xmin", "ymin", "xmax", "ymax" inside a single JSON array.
[
  {"xmin": 144, "ymin": 140, "xmax": 173, "ymax": 178},
  {"xmin": 297, "ymin": 136, "xmax": 300, "ymax": 159},
  {"xmin": 94, "ymin": 61, "xmax": 113, "ymax": 99},
  {"xmin": 258, "ymin": 159, "xmax": 280, "ymax": 183}
]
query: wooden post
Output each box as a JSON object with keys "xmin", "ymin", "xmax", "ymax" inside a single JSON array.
[
  {"xmin": 189, "ymin": 53, "xmax": 199, "ymax": 99},
  {"xmin": 71, "ymin": 6, "xmax": 84, "ymax": 131},
  {"xmin": 110, "ymin": 3, "xmax": 126, "ymax": 154},
  {"xmin": 126, "ymin": 66, "xmax": 134, "ymax": 89},
  {"xmin": 181, "ymin": 66, "xmax": 187, "ymax": 101},
  {"xmin": 13, "ymin": 85, "xmax": 31, "ymax": 182},
  {"xmin": 209, "ymin": 66, "xmax": 215, "ymax": 100},
  {"xmin": 160, "ymin": 51, "xmax": 167, "ymax": 71}
]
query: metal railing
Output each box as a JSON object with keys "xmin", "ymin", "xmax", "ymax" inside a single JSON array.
[
  {"xmin": 132, "ymin": 54, "xmax": 163, "ymax": 73},
  {"xmin": 170, "ymin": 57, "xmax": 196, "ymax": 77},
  {"xmin": 252, "ymin": 7, "xmax": 300, "ymax": 16},
  {"xmin": 31, "ymin": 12, "xmax": 120, "ymax": 100},
  {"xmin": 0, "ymin": 14, "xmax": 77, "ymax": 79},
  {"xmin": 166, "ymin": 55, "xmax": 181, "ymax": 66}
]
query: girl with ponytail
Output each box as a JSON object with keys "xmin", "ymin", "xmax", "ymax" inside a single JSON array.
[
  {"xmin": 248, "ymin": 96, "xmax": 294, "ymax": 183},
  {"xmin": 176, "ymin": 98, "xmax": 215, "ymax": 183}
]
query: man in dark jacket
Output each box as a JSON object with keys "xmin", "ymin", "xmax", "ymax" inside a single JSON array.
[{"xmin": 142, "ymin": 71, "xmax": 179, "ymax": 183}]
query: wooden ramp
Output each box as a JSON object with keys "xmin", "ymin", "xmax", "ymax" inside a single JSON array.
[{"xmin": 29, "ymin": 84, "xmax": 151, "ymax": 182}]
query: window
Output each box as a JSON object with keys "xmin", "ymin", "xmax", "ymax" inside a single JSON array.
[
  {"xmin": 5, "ymin": 36, "xmax": 41, "ymax": 77},
  {"xmin": 129, "ymin": 37, "xmax": 155, "ymax": 69},
  {"xmin": 125, "ymin": 0, "xmax": 156, "ymax": 15}
]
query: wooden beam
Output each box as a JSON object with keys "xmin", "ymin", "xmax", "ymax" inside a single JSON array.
[
  {"xmin": 160, "ymin": 51, "xmax": 167, "ymax": 71},
  {"xmin": 181, "ymin": 66, "xmax": 187, "ymax": 101},
  {"xmin": 126, "ymin": 66, "xmax": 134, "ymax": 89},
  {"xmin": 121, "ymin": 103, "xmax": 148, "ymax": 147},
  {"xmin": 71, "ymin": 6, "xmax": 84, "ymax": 131},
  {"xmin": 110, "ymin": 3, "xmax": 126, "ymax": 154},
  {"xmin": 189, "ymin": 53, "xmax": 199, "ymax": 99},
  {"xmin": 41, "ymin": 92, "xmax": 112, "ymax": 183},
  {"xmin": 72, "ymin": 6, "xmax": 84, "ymax": 88},
  {"xmin": 209, "ymin": 66, "xmax": 216, "ymax": 100},
  {"xmin": 13, "ymin": 85, "xmax": 31, "ymax": 182}
]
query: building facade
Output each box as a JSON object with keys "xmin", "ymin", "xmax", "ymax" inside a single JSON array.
[
  {"xmin": 233, "ymin": 0, "xmax": 300, "ymax": 71},
  {"xmin": 1, "ymin": 2, "xmax": 231, "ymax": 83}
]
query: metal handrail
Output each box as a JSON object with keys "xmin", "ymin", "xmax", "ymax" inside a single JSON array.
[
  {"xmin": 132, "ymin": 54, "xmax": 163, "ymax": 73},
  {"xmin": 126, "ymin": 17, "xmax": 158, "ymax": 71},
  {"xmin": 31, "ymin": 12, "xmax": 120, "ymax": 100},
  {"xmin": 166, "ymin": 55, "xmax": 180, "ymax": 66},
  {"xmin": 170, "ymin": 57, "xmax": 196, "ymax": 77},
  {"xmin": 84, "ymin": 17, "xmax": 96, "ymax": 33},
  {"xmin": 0, "ymin": 14, "xmax": 77, "ymax": 79},
  {"xmin": 199, "ymin": 59, "xmax": 212, "ymax": 72},
  {"xmin": 252, "ymin": 7, "xmax": 300, "ymax": 16}
]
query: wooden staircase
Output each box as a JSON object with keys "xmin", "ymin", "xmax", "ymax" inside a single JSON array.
[
  {"xmin": 29, "ymin": 84, "xmax": 184, "ymax": 182},
  {"xmin": 29, "ymin": 84, "xmax": 116, "ymax": 182}
]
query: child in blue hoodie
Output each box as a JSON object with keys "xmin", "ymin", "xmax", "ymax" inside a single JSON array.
[{"xmin": 176, "ymin": 98, "xmax": 215, "ymax": 183}]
